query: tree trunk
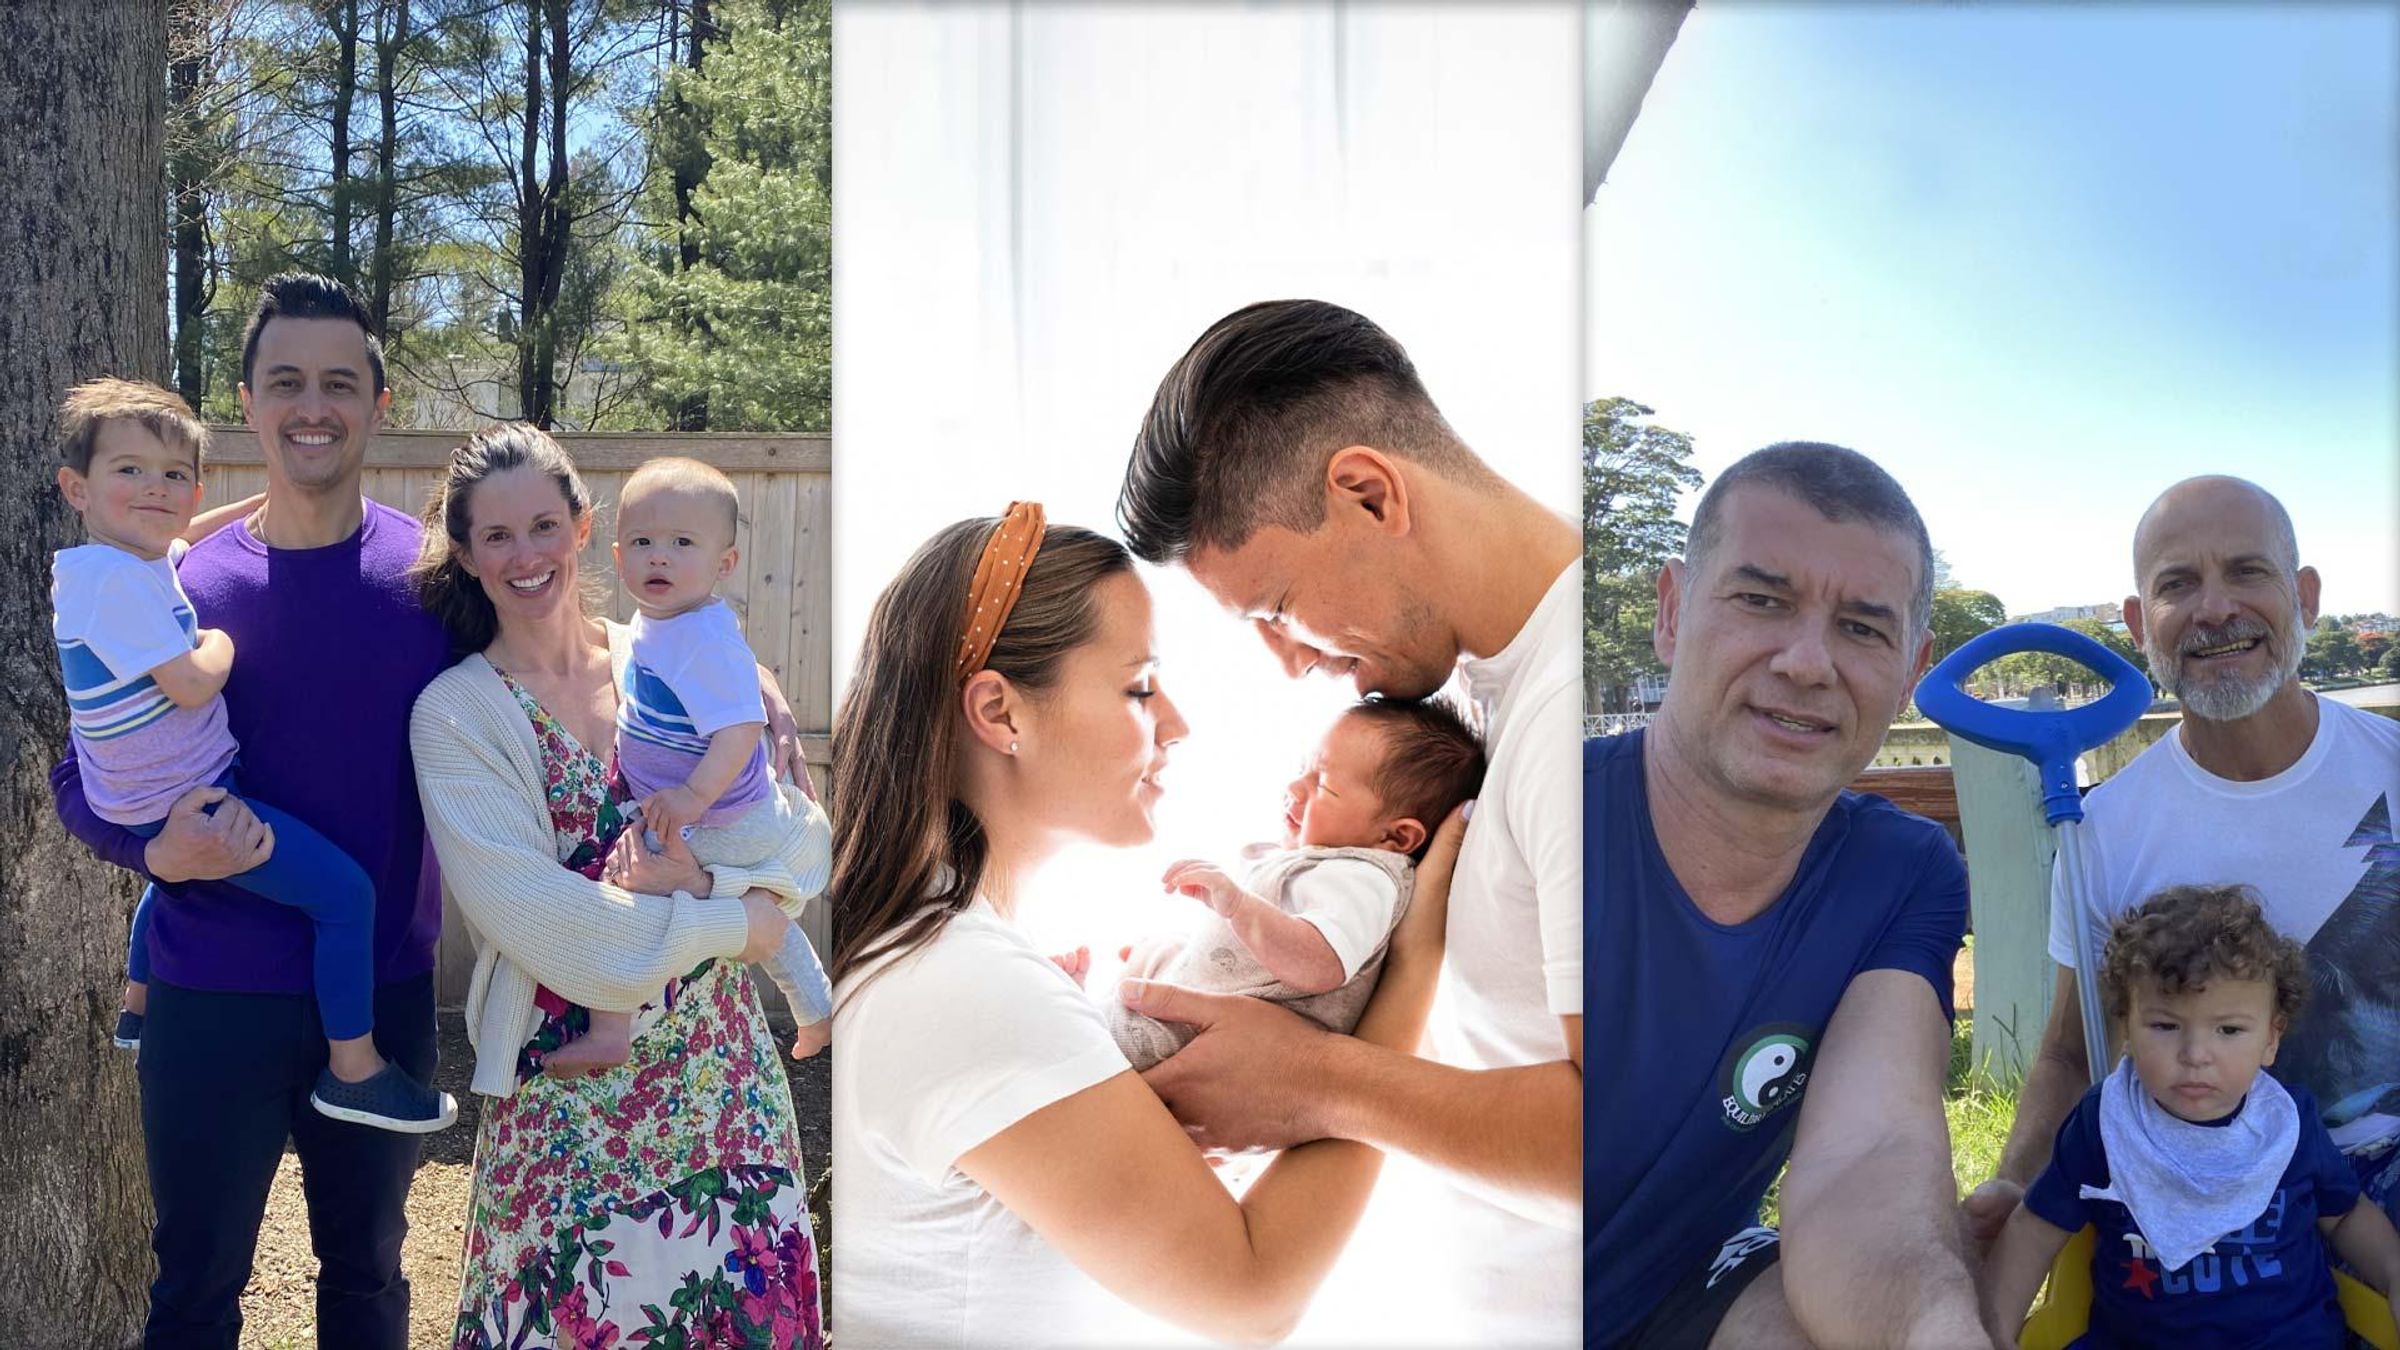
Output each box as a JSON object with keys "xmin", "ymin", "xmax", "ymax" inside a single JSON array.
[
  {"xmin": 168, "ymin": 2, "xmax": 209, "ymax": 408},
  {"xmin": 368, "ymin": 0, "xmax": 406, "ymax": 337},
  {"xmin": 668, "ymin": 0, "xmax": 713, "ymax": 430},
  {"xmin": 0, "ymin": 2, "xmax": 168, "ymax": 1343},
  {"xmin": 515, "ymin": 0, "xmax": 545, "ymax": 425},
  {"xmin": 328, "ymin": 0, "xmax": 360, "ymax": 281}
]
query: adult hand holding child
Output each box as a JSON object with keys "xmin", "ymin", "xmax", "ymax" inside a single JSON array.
[
  {"xmin": 140, "ymin": 784, "xmax": 273, "ymax": 883},
  {"xmin": 1132, "ymin": 800, "xmax": 1468, "ymax": 1153}
]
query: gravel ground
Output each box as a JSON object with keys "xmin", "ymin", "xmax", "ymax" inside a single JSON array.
[{"xmin": 239, "ymin": 1009, "xmax": 832, "ymax": 1349}]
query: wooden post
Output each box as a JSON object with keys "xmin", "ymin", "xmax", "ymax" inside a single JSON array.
[{"xmin": 1949, "ymin": 733, "xmax": 2060, "ymax": 1087}]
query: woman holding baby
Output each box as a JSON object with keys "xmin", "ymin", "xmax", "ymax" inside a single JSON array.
[
  {"xmin": 828, "ymin": 503, "xmax": 1465, "ymax": 1346},
  {"xmin": 407, "ymin": 423, "xmax": 828, "ymax": 1348}
]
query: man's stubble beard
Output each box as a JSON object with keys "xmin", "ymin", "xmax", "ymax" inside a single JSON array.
[{"xmin": 2147, "ymin": 606, "xmax": 2309, "ymax": 724}]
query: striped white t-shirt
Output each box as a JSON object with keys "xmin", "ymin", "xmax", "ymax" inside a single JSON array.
[{"xmin": 52, "ymin": 539, "xmax": 236, "ymax": 825}]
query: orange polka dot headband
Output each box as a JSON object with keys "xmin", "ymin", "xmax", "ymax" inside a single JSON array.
[{"xmin": 953, "ymin": 501, "xmax": 1047, "ymax": 685}]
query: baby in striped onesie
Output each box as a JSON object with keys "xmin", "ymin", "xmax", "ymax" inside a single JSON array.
[{"xmin": 543, "ymin": 456, "xmax": 832, "ymax": 1073}]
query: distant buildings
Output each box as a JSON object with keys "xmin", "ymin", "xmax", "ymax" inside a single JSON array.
[{"xmin": 2012, "ymin": 601, "xmax": 2123, "ymax": 628}]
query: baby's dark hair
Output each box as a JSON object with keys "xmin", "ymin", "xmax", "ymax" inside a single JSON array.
[
  {"xmin": 1343, "ymin": 697, "xmax": 1484, "ymax": 862},
  {"xmin": 2099, "ymin": 884, "xmax": 2307, "ymax": 1027}
]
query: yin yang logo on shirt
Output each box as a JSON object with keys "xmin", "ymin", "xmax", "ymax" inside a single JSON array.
[{"xmin": 1714, "ymin": 1023, "xmax": 1818, "ymax": 1132}]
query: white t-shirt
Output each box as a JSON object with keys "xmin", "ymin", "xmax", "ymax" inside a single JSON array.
[
  {"xmin": 617, "ymin": 600, "xmax": 773, "ymax": 813},
  {"xmin": 2050, "ymin": 696, "xmax": 2400, "ymax": 1152},
  {"xmin": 832, "ymin": 902, "xmax": 1170, "ymax": 1347},
  {"xmin": 51, "ymin": 539, "xmax": 237, "ymax": 824},
  {"xmin": 621, "ymin": 601, "xmax": 768, "ymax": 747},
  {"xmin": 1256, "ymin": 845, "xmax": 1410, "ymax": 981},
  {"xmin": 1426, "ymin": 560, "xmax": 1583, "ymax": 1344}
]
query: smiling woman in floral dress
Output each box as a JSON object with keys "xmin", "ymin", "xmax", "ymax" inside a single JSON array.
[{"xmin": 405, "ymin": 423, "xmax": 830, "ymax": 1349}]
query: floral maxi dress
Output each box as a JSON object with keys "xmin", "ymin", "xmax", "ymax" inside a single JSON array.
[{"xmin": 454, "ymin": 671, "xmax": 825, "ymax": 1350}]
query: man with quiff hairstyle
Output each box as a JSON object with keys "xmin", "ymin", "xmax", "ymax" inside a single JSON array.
[{"xmin": 1116, "ymin": 299, "xmax": 1585, "ymax": 1343}]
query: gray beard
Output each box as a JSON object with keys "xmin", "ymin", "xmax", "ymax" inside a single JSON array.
[{"xmin": 2150, "ymin": 609, "xmax": 2308, "ymax": 723}]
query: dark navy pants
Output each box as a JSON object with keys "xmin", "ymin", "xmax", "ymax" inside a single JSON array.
[{"xmin": 137, "ymin": 973, "xmax": 436, "ymax": 1350}]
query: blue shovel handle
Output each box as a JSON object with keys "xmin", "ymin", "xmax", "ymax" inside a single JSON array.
[{"xmin": 1914, "ymin": 623, "xmax": 2151, "ymax": 825}]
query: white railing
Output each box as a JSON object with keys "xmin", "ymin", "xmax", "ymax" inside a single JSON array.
[{"xmin": 1584, "ymin": 712, "xmax": 1653, "ymax": 737}]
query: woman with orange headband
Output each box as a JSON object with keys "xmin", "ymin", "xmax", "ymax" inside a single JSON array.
[{"xmin": 827, "ymin": 505, "xmax": 1465, "ymax": 1346}]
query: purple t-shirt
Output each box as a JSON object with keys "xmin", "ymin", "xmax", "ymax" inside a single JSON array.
[{"xmin": 52, "ymin": 499, "xmax": 449, "ymax": 993}]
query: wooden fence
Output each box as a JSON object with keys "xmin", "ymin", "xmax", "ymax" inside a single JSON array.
[{"xmin": 197, "ymin": 428, "xmax": 834, "ymax": 1007}]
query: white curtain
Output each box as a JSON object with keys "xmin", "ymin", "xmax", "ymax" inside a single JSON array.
[{"xmin": 832, "ymin": 7, "xmax": 1580, "ymax": 1341}]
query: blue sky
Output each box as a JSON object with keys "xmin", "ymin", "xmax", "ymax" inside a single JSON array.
[{"xmin": 1588, "ymin": 3, "xmax": 2398, "ymax": 619}]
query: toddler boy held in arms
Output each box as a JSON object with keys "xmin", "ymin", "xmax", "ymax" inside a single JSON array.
[
  {"xmin": 1984, "ymin": 884, "xmax": 2400, "ymax": 1348},
  {"xmin": 1106, "ymin": 698, "xmax": 1483, "ymax": 1070},
  {"xmin": 49, "ymin": 377, "xmax": 453, "ymax": 1132},
  {"xmin": 541, "ymin": 455, "xmax": 833, "ymax": 1073}
]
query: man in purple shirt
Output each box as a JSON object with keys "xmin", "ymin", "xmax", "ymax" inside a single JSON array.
[{"xmin": 54, "ymin": 274, "xmax": 447, "ymax": 1349}]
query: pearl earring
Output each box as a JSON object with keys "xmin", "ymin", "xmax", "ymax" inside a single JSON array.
[{"xmin": 1008, "ymin": 741, "xmax": 1020, "ymax": 755}]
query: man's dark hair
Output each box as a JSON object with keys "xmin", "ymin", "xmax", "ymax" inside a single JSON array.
[
  {"xmin": 239, "ymin": 272, "xmax": 386, "ymax": 395},
  {"xmin": 1684, "ymin": 441, "xmax": 1934, "ymax": 635},
  {"xmin": 1345, "ymin": 697, "xmax": 1484, "ymax": 862},
  {"xmin": 1117, "ymin": 299, "xmax": 1488, "ymax": 564}
]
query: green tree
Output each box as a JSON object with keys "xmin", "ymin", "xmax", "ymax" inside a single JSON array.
[
  {"xmin": 1928, "ymin": 587, "xmax": 2006, "ymax": 662},
  {"xmin": 1984, "ymin": 617, "xmax": 2149, "ymax": 696},
  {"xmin": 2304, "ymin": 618, "xmax": 2359, "ymax": 681},
  {"xmin": 604, "ymin": 0, "xmax": 830, "ymax": 430},
  {"xmin": 1584, "ymin": 398, "xmax": 1701, "ymax": 713}
]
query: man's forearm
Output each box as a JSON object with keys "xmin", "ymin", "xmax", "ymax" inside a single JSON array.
[
  {"xmin": 1783, "ymin": 1129, "xmax": 1993, "ymax": 1348},
  {"xmin": 1312, "ymin": 1033, "xmax": 1580, "ymax": 1219},
  {"xmin": 49, "ymin": 753, "xmax": 153, "ymax": 878}
]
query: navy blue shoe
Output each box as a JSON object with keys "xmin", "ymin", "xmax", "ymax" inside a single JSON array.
[
  {"xmin": 112, "ymin": 1010, "xmax": 142, "ymax": 1051},
  {"xmin": 309, "ymin": 1064, "xmax": 457, "ymax": 1134}
]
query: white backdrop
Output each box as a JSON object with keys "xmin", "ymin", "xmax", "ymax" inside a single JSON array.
[{"xmin": 833, "ymin": 4, "xmax": 1579, "ymax": 1342}]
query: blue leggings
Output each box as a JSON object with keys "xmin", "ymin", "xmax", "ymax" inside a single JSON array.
[{"xmin": 126, "ymin": 781, "xmax": 376, "ymax": 1042}]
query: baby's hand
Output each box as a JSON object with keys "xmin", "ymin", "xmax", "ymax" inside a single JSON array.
[
  {"xmin": 1162, "ymin": 859, "xmax": 1241, "ymax": 916},
  {"xmin": 1047, "ymin": 945, "xmax": 1092, "ymax": 988},
  {"xmin": 639, "ymin": 785, "xmax": 707, "ymax": 843},
  {"xmin": 790, "ymin": 1019, "xmax": 831, "ymax": 1060}
]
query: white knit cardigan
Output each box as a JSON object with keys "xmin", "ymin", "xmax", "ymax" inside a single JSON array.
[{"xmin": 409, "ymin": 622, "xmax": 831, "ymax": 1098}]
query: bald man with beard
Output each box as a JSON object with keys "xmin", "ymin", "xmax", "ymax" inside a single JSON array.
[{"xmin": 1968, "ymin": 475, "xmax": 2400, "ymax": 1246}]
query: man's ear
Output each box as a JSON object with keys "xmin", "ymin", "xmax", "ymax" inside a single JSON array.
[
  {"xmin": 2296, "ymin": 565, "xmax": 2321, "ymax": 630},
  {"xmin": 1654, "ymin": 560, "xmax": 1685, "ymax": 666},
  {"xmin": 1383, "ymin": 816, "xmax": 1428, "ymax": 857},
  {"xmin": 2122, "ymin": 594, "xmax": 2146, "ymax": 649},
  {"xmin": 1326, "ymin": 446, "xmax": 1410, "ymax": 538},
  {"xmin": 959, "ymin": 668, "xmax": 1023, "ymax": 756}
]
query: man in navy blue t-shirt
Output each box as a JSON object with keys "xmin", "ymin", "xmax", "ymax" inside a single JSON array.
[{"xmin": 1586, "ymin": 443, "xmax": 1987, "ymax": 1348}]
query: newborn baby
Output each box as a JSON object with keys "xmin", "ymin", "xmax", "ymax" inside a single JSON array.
[{"xmin": 1107, "ymin": 698, "xmax": 1484, "ymax": 1070}]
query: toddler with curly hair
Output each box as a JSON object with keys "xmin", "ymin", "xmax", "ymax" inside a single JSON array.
[{"xmin": 1985, "ymin": 884, "xmax": 2400, "ymax": 1347}]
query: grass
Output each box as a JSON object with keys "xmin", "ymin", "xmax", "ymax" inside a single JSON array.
[{"xmin": 1948, "ymin": 1019, "xmax": 2022, "ymax": 1191}]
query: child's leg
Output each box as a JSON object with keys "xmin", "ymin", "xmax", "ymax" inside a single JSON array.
[
  {"xmin": 213, "ymin": 797, "xmax": 382, "ymax": 1076},
  {"xmin": 764, "ymin": 924, "xmax": 832, "ymax": 1023},
  {"xmin": 125, "ymin": 882, "xmax": 158, "ymax": 1013},
  {"xmin": 543, "ymin": 1009, "xmax": 634, "ymax": 1074},
  {"xmin": 763, "ymin": 924, "xmax": 832, "ymax": 1059},
  {"xmin": 211, "ymin": 797, "xmax": 453, "ymax": 1131}
]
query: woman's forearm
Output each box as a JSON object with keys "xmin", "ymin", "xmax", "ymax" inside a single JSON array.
[{"xmin": 412, "ymin": 706, "xmax": 750, "ymax": 1010}]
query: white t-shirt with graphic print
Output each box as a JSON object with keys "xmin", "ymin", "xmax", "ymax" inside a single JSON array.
[{"xmin": 2050, "ymin": 695, "xmax": 2400, "ymax": 1152}]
